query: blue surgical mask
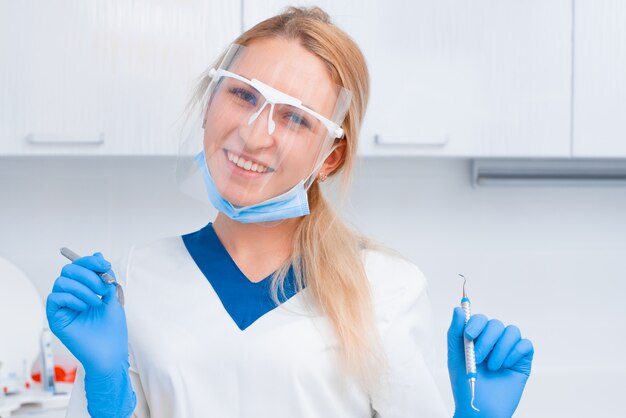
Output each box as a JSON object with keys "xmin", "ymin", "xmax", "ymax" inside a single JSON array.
[{"xmin": 194, "ymin": 151, "xmax": 310, "ymax": 224}]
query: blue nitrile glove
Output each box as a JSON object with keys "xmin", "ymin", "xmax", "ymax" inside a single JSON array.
[
  {"xmin": 447, "ymin": 307, "xmax": 534, "ymax": 418},
  {"xmin": 46, "ymin": 252, "xmax": 136, "ymax": 417}
]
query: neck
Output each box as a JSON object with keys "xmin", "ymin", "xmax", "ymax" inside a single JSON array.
[{"xmin": 212, "ymin": 212, "xmax": 299, "ymax": 268}]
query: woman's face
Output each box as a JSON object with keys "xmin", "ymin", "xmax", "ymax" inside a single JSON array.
[{"xmin": 202, "ymin": 38, "xmax": 341, "ymax": 207}]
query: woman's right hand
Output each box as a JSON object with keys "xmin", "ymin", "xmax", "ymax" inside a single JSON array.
[{"xmin": 46, "ymin": 252, "xmax": 129, "ymax": 378}]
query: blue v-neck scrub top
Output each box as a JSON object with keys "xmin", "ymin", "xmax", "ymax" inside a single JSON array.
[
  {"xmin": 65, "ymin": 223, "xmax": 449, "ymax": 418},
  {"xmin": 182, "ymin": 223, "xmax": 300, "ymax": 330}
]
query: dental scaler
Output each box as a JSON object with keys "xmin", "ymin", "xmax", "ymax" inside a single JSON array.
[{"xmin": 459, "ymin": 274, "xmax": 479, "ymax": 412}]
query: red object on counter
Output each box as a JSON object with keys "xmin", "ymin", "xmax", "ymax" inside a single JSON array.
[
  {"xmin": 54, "ymin": 366, "xmax": 65, "ymax": 382},
  {"xmin": 31, "ymin": 365, "xmax": 77, "ymax": 383}
]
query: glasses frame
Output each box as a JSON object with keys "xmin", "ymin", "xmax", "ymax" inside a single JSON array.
[{"xmin": 208, "ymin": 68, "xmax": 345, "ymax": 139}]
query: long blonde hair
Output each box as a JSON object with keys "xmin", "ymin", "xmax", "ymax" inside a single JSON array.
[{"xmin": 191, "ymin": 6, "xmax": 387, "ymax": 392}]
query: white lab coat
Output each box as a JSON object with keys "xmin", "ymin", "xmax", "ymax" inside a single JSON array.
[{"xmin": 66, "ymin": 235, "xmax": 449, "ymax": 418}]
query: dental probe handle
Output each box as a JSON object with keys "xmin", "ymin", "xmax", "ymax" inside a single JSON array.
[
  {"xmin": 60, "ymin": 247, "xmax": 125, "ymax": 306},
  {"xmin": 461, "ymin": 297, "xmax": 477, "ymax": 378},
  {"xmin": 461, "ymin": 295, "xmax": 479, "ymax": 411}
]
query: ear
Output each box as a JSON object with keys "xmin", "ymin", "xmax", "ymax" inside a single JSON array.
[{"xmin": 320, "ymin": 140, "xmax": 347, "ymax": 177}]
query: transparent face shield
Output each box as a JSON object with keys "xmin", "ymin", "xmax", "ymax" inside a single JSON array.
[{"xmin": 176, "ymin": 44, "xmax": 352, "ymax": 223}]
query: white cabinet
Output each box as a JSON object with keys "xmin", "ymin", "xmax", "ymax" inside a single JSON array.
[
  {"xmin": 573, "ymin": 0, "xmax": 626, "ymax": 157},
  {"xmin": 0, "ymin": 0, "xmax": 240, "ymax": 155},
  {"xmin": 244, "ymin": 0, "xmax": 572, "ymax": 157}
]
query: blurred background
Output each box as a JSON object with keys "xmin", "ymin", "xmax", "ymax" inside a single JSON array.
[{"xmin": 1, "ymin": 1, "xmax": 625, "ymax": 416}]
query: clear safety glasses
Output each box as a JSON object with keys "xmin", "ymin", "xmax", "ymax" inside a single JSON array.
[{"xmin": 208, "ymin": 68, "xmax": 345, "ymax": 141}]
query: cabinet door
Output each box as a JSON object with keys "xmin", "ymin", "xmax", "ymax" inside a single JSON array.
[
  {"xmin": 243, "ymin": 0, "xmax": 572, "ymax": 157},
  {"xmin": 0, "ymin": 0, "xmax": 240, "ymax": 156},
  {"xmin": 573, "ymin": 0, "xmax": 626, "ymax": 157}
]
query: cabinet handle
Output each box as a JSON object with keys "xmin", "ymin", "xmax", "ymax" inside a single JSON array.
[
  {"xmin": 26, "ymin": 133, "xmax": 105, "ymax": 146},
  {"xmin": 374, "ymin": 134, "xmax": 450, "ymax": 147}
]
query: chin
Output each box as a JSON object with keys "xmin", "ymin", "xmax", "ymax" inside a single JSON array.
[{"xmin": 219, "ymin": 188, "xmax": 264, "ymax": 207}]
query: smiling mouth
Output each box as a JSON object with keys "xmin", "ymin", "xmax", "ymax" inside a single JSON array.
[{"xmin": 224, "ymin": 150, "xmax": 274, "ymax": 173}]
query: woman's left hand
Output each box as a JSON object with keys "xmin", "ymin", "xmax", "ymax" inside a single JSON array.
[{"xmin": 447, "ymin": 307, "xmax": 534, "ymax": 418}]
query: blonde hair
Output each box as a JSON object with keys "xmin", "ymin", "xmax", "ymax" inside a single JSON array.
[{"xmin": 190, "ymin": 6, "xmax": 387, "ymax": 392}]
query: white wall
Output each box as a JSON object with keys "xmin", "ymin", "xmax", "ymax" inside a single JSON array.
[{"xmin": 1, "ymin": 156, "xmax": 624, "ymax": 417}]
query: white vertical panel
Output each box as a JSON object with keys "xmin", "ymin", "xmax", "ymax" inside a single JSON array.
[
  {"xmin": 573, "ymin": 0, "xmax": 626, "ymax": 157},
  {"xmin": 244, "ymin": 1, "xmax": 572, "ymax": 157},
  {"xmin": 0, "ymin": 0, "xmax": 241, "ymax": 155}
]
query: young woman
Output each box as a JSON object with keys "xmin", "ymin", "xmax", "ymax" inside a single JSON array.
[{"xmin": 47, "ymin": 7, "xmax": 534, "ymax": 418}]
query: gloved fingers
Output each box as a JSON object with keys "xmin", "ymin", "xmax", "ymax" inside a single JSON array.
[
  {"xmin": 93, "ymin": 252, "xmax": 116, "ymax": 278},
  {"xmin": 72, "ymin": 253, "xmax": 113, "ymax": 275},
  {"xmin": 92, "ymin": 253, "xmax": 118, "ymax": 294},
  {"xmin": 101, "ymin": 283, "xmax": 123, "ymax": 306},
  {"xmin": 53, "ymin": 276, "xmax": 103, "ymax": 307},
  {"xmin": 447, "ymin": 307, "xmax": 466, "ymax": 340},
  {"xmin": 503, "ymin": 338, "xmax": 534, "ymax": 369},
  {"xmin": 486, "ymin": 324, "xmax": 521, "ymax": 371},
  {"xmin": 447, "ymin": 307, "xmax": 468, "ymax": 370},
  {"xmin": 464, "ymin": 313, "xmax": 488, "ymax": 341},
  {"xmin": 60, "ymin": 263, "xmax": 111, "ymax": 296},
  {"xmin": 473, "ymin": 318, "xmax": 505, "ymax": 364},
  {"xmin": 47, "ymin": 291, "xmax": 90, "ymax": 314}
]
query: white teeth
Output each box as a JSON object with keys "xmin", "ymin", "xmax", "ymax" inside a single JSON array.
[{"xmin": 226, "ymin": 151, "xmax": 269, "ymax": 173}]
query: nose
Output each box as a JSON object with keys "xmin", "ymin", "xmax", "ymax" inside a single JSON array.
[{"xmin": 238, "ymin": 102, "xmax": 276, "ymax": 151}]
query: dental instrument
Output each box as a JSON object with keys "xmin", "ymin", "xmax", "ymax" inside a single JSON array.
[{"xmin": 459, "ymin": 273, "xmax": 479, "ymax": 412}]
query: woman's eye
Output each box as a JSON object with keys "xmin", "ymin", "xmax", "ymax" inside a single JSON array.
[
  {"xmin": 229, "ymin": 88, "xmax": 257, "ymax": 106},
  {"xmin": 286, "ymin": 112, "xmax": 312, "ymax": 129}
]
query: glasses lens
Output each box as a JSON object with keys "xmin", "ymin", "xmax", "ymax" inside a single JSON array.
[
  {"xmin": 213, "ymin": 77, "xmax": 264, "ymax": 122},
  {"xmin": 213, "ymin": 74, "xmax": 328, "ymax": 145},
  {"xmin": 272, "ymin": 103, "xmax": 325, "ymax": 141}
]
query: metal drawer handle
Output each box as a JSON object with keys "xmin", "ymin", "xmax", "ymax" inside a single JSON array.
[
  {"xmin": 374, "ymin": 134, "xmax": 450, "ymax": 147},
  {"xmin": 26, "ymin": 133, "xmax": 105, "ymax": 146}
]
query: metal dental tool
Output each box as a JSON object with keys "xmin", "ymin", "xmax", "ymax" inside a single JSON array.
[
  {"xmin": 60, "ymin": 247, "xmax": 125, "ymax": 307},
  {"xmin": 459, "ymin": 274, "xmax": 479, "ymax": 412}
]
